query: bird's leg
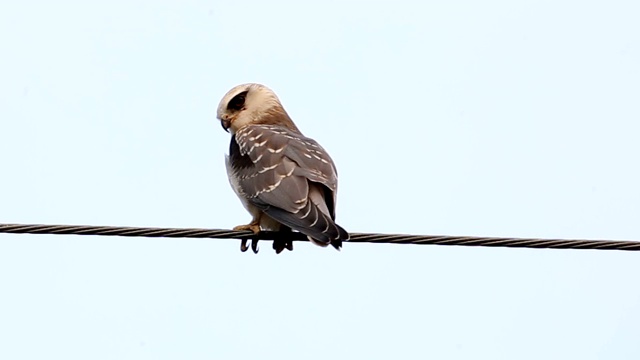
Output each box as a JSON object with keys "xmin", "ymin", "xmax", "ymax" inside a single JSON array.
[{"xmin": 234, "ymin": 218, "xmax": 261, "ymax": 253}]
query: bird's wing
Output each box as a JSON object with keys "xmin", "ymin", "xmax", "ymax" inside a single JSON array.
[{"xmin": 229, "ymin": 125, "xmax": 348, "ymax": 247}]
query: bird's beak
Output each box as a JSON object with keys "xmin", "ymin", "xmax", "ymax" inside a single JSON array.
[{"xmin": 221, "ymin": 119, "xmax": 230, "ymax": 133}]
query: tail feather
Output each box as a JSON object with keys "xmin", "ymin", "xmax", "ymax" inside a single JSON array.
[
  {"xmin": 326, "ymin": 224, "xmax": 349, "ymax": 251},
  {"xmin": 263, "ymin": 200, "xmax": 349, "ymax": 251}
]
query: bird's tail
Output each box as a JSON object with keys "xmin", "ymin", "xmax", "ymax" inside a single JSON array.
[
  {"xmin": 322, "ymin": 223, "xmax": 349, "ymax": 251},
  {"xmin": 302, "ymin": 203, "xmax": 349, "ymax": 251},
  {"xmin": 264, "ymin": 201, "xmax": 349, "ymax": 251}
]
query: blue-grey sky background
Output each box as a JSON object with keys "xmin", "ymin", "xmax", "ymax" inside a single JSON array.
[{"xmin": 1, "ymin": 1, "xmax": 639, "ymax": 359}]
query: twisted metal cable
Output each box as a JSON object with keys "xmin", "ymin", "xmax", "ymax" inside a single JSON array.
[{"xmin": 1, "ymin": 223, "xmax": 639, "ymax": 251}]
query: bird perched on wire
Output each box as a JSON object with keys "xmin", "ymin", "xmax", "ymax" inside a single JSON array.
[{"xmin": 216, "ymin": 83, "xmax": 349, "ymax": 254}]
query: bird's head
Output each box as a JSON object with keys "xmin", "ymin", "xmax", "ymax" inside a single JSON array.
[{"xmin": 216, "ymin": 83, "xmax": 296, "ymax": 134}]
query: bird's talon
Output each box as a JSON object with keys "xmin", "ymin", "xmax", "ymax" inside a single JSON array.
[
  {"xmin": 235, "ymin": 224, "xmax": 260, "ymax": 253},
  {"xmin": 240, "ymin": 239, "xmax": 250, "ymax": 252},
  {"xmin": 272, "ymin": 239, "xmax": 293, "ymax": 254}
]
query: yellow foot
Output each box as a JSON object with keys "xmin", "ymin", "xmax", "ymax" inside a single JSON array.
[
  {"xmin": 233, "ymin": 224, "xmax": 261, "ymax": 234},
  {"xmin": 234, "ymin": 224, "xmax": 261, "ymax": 253}
]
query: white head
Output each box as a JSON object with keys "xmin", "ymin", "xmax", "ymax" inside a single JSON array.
[{"xmin": 216, "ymin": 83, "xmax": 295, "ymax": 134}]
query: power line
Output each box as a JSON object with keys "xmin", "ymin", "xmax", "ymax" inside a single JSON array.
[{"xmin": 1, "ymin": 222, "xmax": 639, "ymax": 251}]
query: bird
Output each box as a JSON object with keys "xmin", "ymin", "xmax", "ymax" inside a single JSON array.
[{"xmin": 216, "ymin": 83, "xmax": 349, "ymax": 254}]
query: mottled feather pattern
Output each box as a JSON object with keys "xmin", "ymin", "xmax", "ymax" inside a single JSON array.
[{"xmin": 228, "ymin": 124, "xmax": 348, "ymax": 249}]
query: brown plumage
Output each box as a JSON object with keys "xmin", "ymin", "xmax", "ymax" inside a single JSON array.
[{"xmin": 216, "ymin": 83, "xmax": 349, "ymax": 253}]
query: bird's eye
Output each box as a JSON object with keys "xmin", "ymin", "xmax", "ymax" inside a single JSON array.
[{"xmin": 227, "ymin": 91, "xmax": 248, "ymax": 111}]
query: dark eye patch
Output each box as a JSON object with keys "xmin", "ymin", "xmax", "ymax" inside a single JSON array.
[{"xmin": 227, "ymin": 91, "xmax": 248, "ymax": 111}]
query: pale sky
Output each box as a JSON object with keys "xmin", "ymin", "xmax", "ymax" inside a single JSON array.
[{"xmin": 1, "ymin": 1, "xmax": 639, "ymax": 359}]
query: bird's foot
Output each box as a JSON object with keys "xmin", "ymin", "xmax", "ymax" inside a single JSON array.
[
  {"xmin": 234, "ymin": 224, "xmax": 261, "ymax": 254},
  {"xmin": 272, "ymin": 226, "xmax": 294, "ymax": 254},
  {"xmin": 272, "ymin": 239, "xmax": 294, "ymax": 254},
  {"xmin": 240, "ymin": 238, "xmax": 260, "ymax": 254},
  {"xmin": 233, "ymin": 223, "xmax": 261, "ymax": 233}
]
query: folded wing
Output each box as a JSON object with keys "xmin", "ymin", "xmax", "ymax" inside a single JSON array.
[{"xmin": 229, "ymin": 125, "xmax": 349, "ymax": 249}]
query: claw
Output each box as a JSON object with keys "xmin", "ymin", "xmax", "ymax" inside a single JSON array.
[
  {"xmin": 240, "ymin": 239, "xmax": 250, "ymax": 252},
  {"xmin": 273, "ymin": 240, "xmax": 284, "ymax": 254},
  {"xmin": 272, "ymin": 226, "xmax": 293, "ymax": 254},
  {"xmin": 234, "ymin": 223, "xmax": 261, "ymax": 254},
  {"xmin": 273, "ymin": 239, "xmax": 293, "ymax": 254}
]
